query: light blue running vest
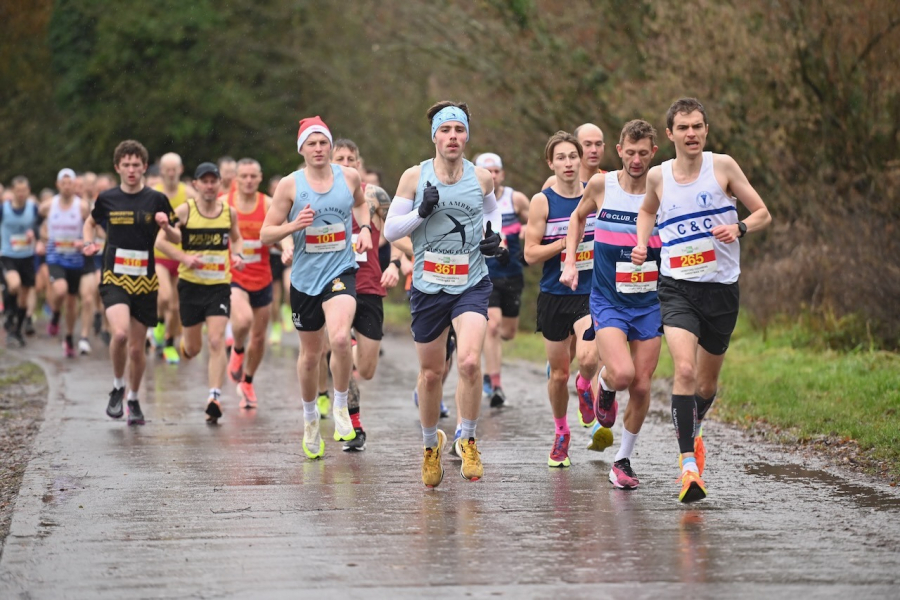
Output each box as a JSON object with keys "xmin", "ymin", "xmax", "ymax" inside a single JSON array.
[
  {"xmin": 0, "ymin": 200, "xmax": 38, "ymax": 259},
  {"xmin": 411, "ymin": 159, "xmax": 488, "ymax": 295},
  {"xmin": 289, "ymin": 165, "xmax": 357, "ymax": 295}
]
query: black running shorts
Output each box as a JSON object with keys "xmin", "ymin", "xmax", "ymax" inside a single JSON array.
[
  {"xmin": 488, "ymin": 275, "xmax": 524, "ymax": 318},
  {"xmin": 178, "ymin": 280, "xmax": 231, "ymax": 328},
  {"xmin": 353, "ymin": 293, "xmax": 384, "ymax": 341},
  {"xmin": 1, "ymin": 256, "xmax": 36, "ymax": 288},
  {"xmin": 536, "ymin": 292, "xmax": 591, "ymax": 342},
  {"xmin": 99, "ymin": 284, "xmax": 158, "ymax": 328},
  {"xmin": 657, "ymin": 275, "xmax": 739, "ymax": 356},
  {"xmin": 289, "ymin": 269, "xmax": 357, "ymax": 332}
]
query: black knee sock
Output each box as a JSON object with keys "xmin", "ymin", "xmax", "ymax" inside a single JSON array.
[
  {"xmin": 15, "ymin": 307, "xmax": 26, "ymax": 333},
  {"xmin": 51, "ymin": 311, "xmax": 61, "ymax": 325},
  {"xmin": 244, "ymin": 374, "xmax": 253, "ymax": 384},
  {"xmin": 671, "ymin": 394, "xmax": 698, "ymax": 454},
  {"xmin": 234, "ymin": 346, "xmax": 244, "ymax": 355},
  {"xmin": 696, "ymin": 392, "xmax": 717, "ymax": 423}
]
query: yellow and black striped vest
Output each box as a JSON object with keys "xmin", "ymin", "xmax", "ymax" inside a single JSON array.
[{"xmin": 178, "ymin": 198, "xmax": 232, "ymax": 285}]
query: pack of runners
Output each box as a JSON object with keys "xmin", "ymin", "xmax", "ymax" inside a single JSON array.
[{"xmin": 0, "ymin": 97, "xmax": 771, "ymax": 503}]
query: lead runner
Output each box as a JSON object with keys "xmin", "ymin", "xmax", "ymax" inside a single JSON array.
[{"xmin": 384, "ymin": 101, "xmax": 505, "ymax": 488}]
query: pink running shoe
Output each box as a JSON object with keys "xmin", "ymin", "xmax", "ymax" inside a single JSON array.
[
  {"xmin": 227, "ymin": 349, "xmax": 244, "ymax": 383},
  {"xmin": 548, "ymin": 433, "xmax": 571, "ymax": 468},
  {"xmin": 593, "ymin": 387, "xmax": 618, "ymax": 429},
  {"xmin": 575, "ymin": 373, "xmax": 596, "ymax": 427},
  {"xmin": 238, "ymin": 380, "xmax": 257, "ymax": 409},
  {"xmin": 609, "ymin": 458, "xmax": 639, "ymax": 489},
  {"xmin": 48, "ymin": 322, "xmax": 59, "ymax": 336},
  {"xmin": 63, "ymin": 338, "xmax": 75, "ymax": 358}
]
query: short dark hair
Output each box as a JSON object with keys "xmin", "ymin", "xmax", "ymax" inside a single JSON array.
[
  {"xmin": 426, "ymin": 101, "xmax": 471, "ymax": 123},
  {"xmin": 619, "ymin": 119, "xmax": 658, "ymax": 147},
  {"xmin": 217, "ymin": 156, "xmax": 236, "ymax": 168},
  {"xmin": 237, "ymin": 158, "xmax": 262, "ymax": 171},
  {"xmin": 666, "ymin": 98, "xmax": 708, "ymax": 131},
  {"xmin": 113, "ymin": 140, "xmax": 149, "ymax": 166},
  {"xmin": 333, "ymin": 139, "xmax": 359, "ymax": 158},
  {"xmin": 11, "ymin": 175, "xmax": 29, "ymax": 187},
  {"xmin": 545, "ymin": 131, "xmax": 583, "ymax": 163}
]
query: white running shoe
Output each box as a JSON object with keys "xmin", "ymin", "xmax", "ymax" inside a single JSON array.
[
  {"xmin": 303, "ymin": 414, "xmax": 324, "ymax": 459},
  {"xmin": 78, "ymin": 337, "xmax": 91, "ymax": 355},
  {"xmin": 332, "ymin": 404, "xmax": 357, "ymax": 442}
]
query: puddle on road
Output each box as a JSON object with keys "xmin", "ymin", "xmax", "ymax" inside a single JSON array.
[{"xmin": 746, "ymin": 463, "xmax": 900, "ymax": 511}]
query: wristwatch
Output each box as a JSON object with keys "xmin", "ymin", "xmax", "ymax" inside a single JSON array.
[
  {"xmin": 737, "ymin": 221, "xmax": 747, "ymax": 238},
  {"xmin": 391, "ymin": 259, "xmax": 402, "ymax": 270},
  {"xmin": 359, "ymin": 224, "xmax": 372, "ymax": 232}
]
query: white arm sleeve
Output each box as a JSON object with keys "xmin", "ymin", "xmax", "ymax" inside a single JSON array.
[
  {"xmin": 383, "ymin": 197, "xmax": 424, "ymax": 242},
  {"xmin": 482, "ymin": 191, "xmax": 501, "ymax": 233}
]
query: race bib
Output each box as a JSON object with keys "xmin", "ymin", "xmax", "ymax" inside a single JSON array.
[
  {"xmin": 54, "ymin": 236, "xmax": 79, "ymax": 254},
  {"xmin": 305, "ymin": 224, "xmax": 346, "ymax": 253},
  {"xmin": 113, "ymin": 249, "xmax": 149, "ymax": 276},
  {"xmin": 560, "ymin": 241, "xmax": 594, "ymax": 272},
  {"xmin": 352, "ymin": 233, "xmax": 367, "ymax": 263},
  {"xmin": 668, "ymin": 237, "xmax": 717, "ymax": 280},
  {"xmin": 242, "ymin": 239, "xmax": 262, "ymax": 264},
  {"xmin": 616, "ymin": 261, "xmax": 659, "ymax": 294},
  {"xmin": 193, "ymin": 254, "xmax": 227, "ymax": 279},
  {"xmin": 423, "ymin": 251, "xmax": 468, "ymax": 286},
  {"xmin": 10, "ymin": 234, "xmax": 33, "ymax": 252}
]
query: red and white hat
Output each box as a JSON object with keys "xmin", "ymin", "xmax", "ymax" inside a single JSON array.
[{"xmin": 297, "ymin": 116, "xmax": 332, "ymax": 153}]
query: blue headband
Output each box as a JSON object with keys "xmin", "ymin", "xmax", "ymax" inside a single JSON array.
[{"xmin": 431, "ymin": 106, "xmax": 470, "ymax": 141}]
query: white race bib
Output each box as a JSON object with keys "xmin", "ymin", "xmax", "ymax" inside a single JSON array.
[
  {"xmin": 54, "ymin": 236, "xmax": 80, "ymax": 254},
  {"xmin": 242, "ymin": 239, "xmax": 262, "ymax": 264},
  {"xmin": 560, "ymin": 241, "xmax": 594, "ymax": 272},
  {"xmin": 113, "ymin": 249, "xmax": 149, "ymax": 276},
  {"xmin": 305, "ymin": 224, "xmax": 346, "ymax": 254},
  {"xmin": 10, "ymin": 234, "xmax": 33, "ymax": 252},
  {"xmin": 668, "ymin": 237, "xmax": 717, "ymax": 280},
  {"xmin": 422, "ymin": 251, "xmax": 468, "ymax": 286},
  {"xmin": 615, "ymin": 261, "xmax": 659, "ymax": 294},
  {"xmin": 352, "ymin": 233, "xmax": 367, "ymax": 263},
  {"xmin": 193, "ymin": 254, "xmax": 227, "ymax": 279}
]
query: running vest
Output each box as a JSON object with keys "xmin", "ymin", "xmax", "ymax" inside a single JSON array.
[
  {"xmin": 486, "ymin": 186, "xmax": 523, "ymax": 279},
  {"xmin": 153, "ymin": 182, "xmax": 187, "ymax": 259},
  {"xmin": 1, "ymin": 200, "xmax": 38, "ymax": 258},
  {"xmin": 411, "ymin": 159, "xmax": 488, "ymax": 295},
  {"xmin": 539, "ymin": 187, "xmax": 594, "ymax": 295},
  {"xmin": 353, "ymin": 214, "xmax": 386, "ymax": 297},
  {"xmin": 46, "ymin": 195, "xmax": 85, "ymax": 269},
  {"xmin": 658, "ymin": 152, "xmax": 740, "ymax": 284},
  {"xmin": 289, "ymin": 165, "xmax": 357, "ymax": 295},
  {"xmin": 178, "ymin": 199, "xmax": 232, "ymax": 285},
  {"xmin": 593, "ymin": 171, "xmax": 661, "ymax": 308},
  {"xmin": 228, "ymin": 190, "xmax": 272, "ymax": 291}
]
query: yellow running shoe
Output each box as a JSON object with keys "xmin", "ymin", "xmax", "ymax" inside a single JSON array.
[
  {"xmin": 268, "ymin": 324, "xmax": 282, "ymax": 345},
  {"xmin": 316, "ymin": 392, "xmax": 331, "ymax": 418},
  {"xmin": 459, "ymin": 437, "xmax": 484, "ymax": 481},
  {"xmin": 678, "ymin": 469, "xmax": 707, "ymax": 504},
  {"xmin": 586, "ymin": 422, "xmax": 614, "ymax": 452},
  {"xmin": 281, "ymin": 304, "xmax": 292, "ymax": 332},
  {"xmin": 162, "ymin": 345, "xmax": 180, "ymax": 365},
  {"xmin": 152, "ymin": 322, "xmax": 165, "ymax": 348},
  {"xmin": 303, "ymin": 415, "xmax": 325, "ymax": 459},
  {"xmin": 422, "ymin": 429, "xmax": 447, "ymax": 488}
]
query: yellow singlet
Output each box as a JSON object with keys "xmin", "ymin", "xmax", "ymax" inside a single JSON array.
[{"xmin": 177, "ymin": 198, "xmax": 232, "ymax": 285}]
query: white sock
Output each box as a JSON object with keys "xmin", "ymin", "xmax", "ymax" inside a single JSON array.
[
  {"xmin": 615, "ymin": 428, "xmax": 639, "ymax": 462},
  {"xmin": 114, "ymin": 377, "xmax": 126, "ymax": 389},
  {"xmin": 599, "ymin": 367, "xmax": 612, "ymax": 392},
  {"xmin": 333, "ymin": 389, "xmax": 348, "ymax": 410},
  {"xmin": 126, "ymin": 390, "xmax": 138, "ymax": 401},
  {"xmin": 303, "ymin": 399, "xmax": 318, "ymax": 422},
  {"xmin": 209, "ymin": 388, "xmax": 221, "ymax": 399}
]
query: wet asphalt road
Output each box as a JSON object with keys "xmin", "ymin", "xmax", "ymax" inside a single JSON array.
[{"xmin": 1, "ymin": 330, "xmax": 899, "ymax": 599}]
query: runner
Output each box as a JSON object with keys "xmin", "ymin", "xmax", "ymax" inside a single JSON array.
[
  {"xmin": 217, "ymin": 156, "xmax": 237, "ymax": 197},
  {"xmin": 225, "ymin": 158, "xmax": 272, "ymax": 409},
  {"xmin": 157, "ymin": 162, "xmax": 245, "ymax": 423},
  {"xmin": 384, "ymin": 101, "xmax": 503, "ymax": 487},
  {"xmin": 561, "ymin": 119, "xmax": 662, "ymax": 489},
  {"xmin": 151, "ymin": 153, "xmax": 194, "ymax": 364},
  {"xmin": 543, "ymin": 123, "xmax": 606, "ymax": 187},
  {"xmin": 523, "ymin": 131, "xmax": 600, "ymax": 468},
  {"xmin": 260, "ymin": 116, "xmax": 372, "ymax": 459},
  {"xmin": 41, "ymin": 168, "xmax": 94, "ymax": 357},
  {"xmin": 475, "ymin": 152, "xmax": 529, "ymax": 408},
  {"xmin": 1, "ymin": 176, "xmax": 41, "ymax": 347},
  {"xmin": 91, "ymin": 173, "xmax": 117, "ymax": 344},
  {"xmin": 83, "ymin": 139, "xmax": 180, "ymax": 425},
  {"xmin": 631, "ymin": 98, "xmax": 772, "ymax": 502}
]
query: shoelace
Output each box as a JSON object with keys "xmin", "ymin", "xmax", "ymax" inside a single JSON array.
[
  {"xmin": 553, "ymin": 435, "xmax": 569, "ymax": 456},
  {"xmin": 599, "ymin": 390, "xmax": 616, "ymax": 411}
]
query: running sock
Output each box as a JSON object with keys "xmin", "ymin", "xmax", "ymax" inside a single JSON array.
[
  {"xmin": 209, "ymin": 388, "xmax": 222, "ymax": 400},
  {"xmin": 51, "ymin": 311, "xmax": 60, "ymax": 326},
  {"xmin": 460, "ymin": 418, "xmax": 477, "ymax": 440},
  {"xmin": 65, "ymin": 334, "xmax": 73, "ymax": 347},
  {"xmin": 681, "ymin": 456, "xmax": 699, "ymax": 474},
  {"xmin": 165, "ymin": 336, "xmax": 174, "ymax": 347},
  {"xmin": 126, "ymin": 390, "xmax": 139, "ymax": 401},
  {"xmin": 554, "ymin": 416, "xmax": 570, "ymax": 436},
  {"xmin": 671, "ymin": 394, "xmax": 698, "ymax": 455},
  {"xmin": 489, "ymin": 373, "xmax": 501, "ymax": 389},
  {"xmin": 333, "ymin": 389, "xmax": 348, "ymax": 410},
  {"xmin": 233, "ymin": 346, "xmax": 244, "ymax": 355},
  {"xmin": 15, "ymin": 307, "xmax": 26, "ymax": 333},
  {"xmin": 615, "ymin": 428, "xmax": 639, "ymax": 462},
  {"xmin": 244, "ymin": 374, "xmax": 253, "ymax": 384},
  {"xmin": 598, "ymin": 367, "xmax": 613, "ymax": 392},
  {"xmin": 113, "ymin": 377, "xmax": 125, "ymax": 389},
  {"xmin": 156, "ymin": 317, "xmax": 164, "ymax": 326},
  {"xmin": 302, "ymin": 398, "xmax": 318, "ymax": 422},
  {"xmin": 695, "ymin": 391, "xmax": 717, "ymax": 422},
  {"xmin": 349, "ymin": 407, "xmax": 362, "ymax": 429},
  {"xmin": 422, "ymin": 424, "xmax": 439, "ymax": 449},
  {"xmin": 317, "ymin": 390, "xmax": 329, "ymax": 399},
  {"xmin": 482, "ymin": 374, "xmax": 491, "ymax": 389}
]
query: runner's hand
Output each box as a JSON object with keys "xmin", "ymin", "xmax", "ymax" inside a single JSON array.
[
  {"xmin": 479, "ymin": 222, "xmax": 502, "ymax": 256},
  {"xmin": 418, "ymin": 182, "xmax": 440, "ymax": 218},
  {"xmin": 182, "ymin": 255, "xmax": 204, "ymax": 270},
  {"xmin": 281, "ymin": 247, "xmax": 293, "ymax": 266},
  {"xmin": 631, "ymin": 245, "xmax": 647, "ymax": 266},
  {"xmin": 292, "ymin": 204, "xmax": 315, "ymax": 232},
  {"xmin": 712, "ymin": 223, "xmax": 739, "ymax": 244},
  {"xmin": 380, "ymin": 262, "xmax": 400, "ymax": 288},
  {"xmin": 495, "ymin": 247, "xmax": 511, "ymax": 267},
  {"xmin": 74, "ymin": 239, "xmax": 84, "ymax": 252},
  {"xmin": 232, "ymin": 254, "xmax": 245, "ymax": 271},
  {"xmin": 559, "ymin": 261, "xmax": 579, "ymax": 291},
  {"xmin": 82, "ymin": 241, "xmax": 96, "ymax": 256},
  {"xmin": 154, "ymin": 212, "xmax": 169, "ymax": 227},
  {"xmin": 355, "ymin": 227, "xmax": 373, "ymax": 254}
]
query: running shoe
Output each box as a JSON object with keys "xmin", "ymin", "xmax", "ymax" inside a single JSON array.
[
  {"xmin": 489, "ymin": 387, "xmax": 506, "ymax": 408},
  {"xmin": 3, "ymin": 313, "xmax": 13, "ymax": 332},
  {"xmin": 268, "ymin": 324, "xmax": 282, "ymax": 345},
  {"xmin": 586, "ymin": 422, "xmax": 614, "ymax": 452},
  {"xmin": 459, "ymin": 438, "xmax": 484, "ymax": 481},
  {"xmin": 163, "ymin": 345, "xmax": 180, "ymax": 365},
  {"xmin": 482, "ymin": 374, "xmax": 492, "ymax": 396},
  {"xmin": 439, "ymin": 399, "xmax": 449, "ymax": 418},
  {"xmin": 548, "ymin": 433, "xmax": 571, "ymax": 468},
  {"xmin": 205, "ymin": 396, "xmax": 223, "ymax": 424},
  {"xmin": 281, "ymin": 304, "xmax": 292, "ymax": 332},
  {"xmin": 106, "ymin": 387, "xmax": 125, "ymax": 419},
  {"xmin": 422, "ymin": 429, "xmax": 447, "ymax": 488},
  {"xmin": 333, "ymin": 403, "xmax": 357, "ymax": 442},
  {"xmin": 78, "ymin": 337, "xmax": 91, "ymax": 355},
  {"xmin": 227, "ymin": 349, "xmax": 244, "ymax": 383},
  {"xmin": 24, "ymin": 316, "xmax": 35, "ymax": 336},
  {"xmin": 7, "ymin": 330, "xmax": 26, "ymax": 347},
  {"xmin": 152, "ymin": 321, "xmax": 165, "ymax": 348},
  {"xmin": 237, "ymin": 381, "xmax": 257, "ymax": 409},
  {"xmin": 609, "ymin": 458, "xmax": 639, "ymax": 489},
  {"xmin": 63, "ymin": 338, "xmax": 75, "ymax": 358},
  {"xmin": 303, "ymin": 414, "xmax": 325, "ymax": 459},
  {"xmin": 342, "ymin": 427, "xmax": 366, "ymax": 452},
  {"xmin": 448, "ymin": 426, "xmax": 463, "ymax": 457},
  {"xmin": 126, "ymin": 399, "xmax": 145, "ymax": 426},
  {"xmin": 594, "ymin": 388, "xmax": 618, "ymax": 428},
  {"xmin": 678, "ymin": 469, "xmax": 707, "ymax": 504},
  {"xmin": 695, "ymin": 426, "xmax": 706, "ymax": 476},
  {"xmin": 47, "ymin": 321, "xmax": 59, "ymax": 336},
  {"xmin": 316, "ymin": 391, "xmax": 331, "ymax": 418},
  {"xmin": 575, "ymin": 373, "xmax": 596, "ymax": 427}
]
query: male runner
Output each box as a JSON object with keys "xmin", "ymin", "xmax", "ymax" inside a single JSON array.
[
  {"xmin": 157, "ymin": 162, "xmax": 244, "ymax": 423},
  {"xmin": 83, "ymin": 140, "xmax": 180, "ymax": 425},
  {"xmin": 475, "ymin": 152, "xmax": 529, "ymax": 408},
  {"xmin": 260, "ymin": 116, "xmax": 372, "ymax": 459},
  {"xmin": 384, "ymin": 101, "xmax": 503, "ymax": 487},
  {"xmin": 543, "ymin": 123, "xmax": 606, "ymax": 188},
  {"xmin": 524, "ymin": 131, "xmax": 600, "ymax": 468},
  {"xmin": 152, "ymin": 153, "xmax": 194, "ymax": 364},
  {"xmin": 562, "ymin": 119, "xmax": 662, "ymax": 489},
  {"xmin": 632, "ymin": 98, "xmax": 772, "ymax": 502},
  {"xmin": 225, "ymin": 158, "xmax": 272, "ymax": 409},
  {"xmin": 217, "ymin": 156, "xmax": 237, "ymax": 197},
  {"xmin": 1, "ymin": 176, "xmax": 41, "ymax": 346},
  {"xmin": 42, "ymin": 168, "xmax": 93, "ymax": 357}
]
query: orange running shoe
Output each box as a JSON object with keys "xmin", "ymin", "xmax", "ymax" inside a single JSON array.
[
  {"xmin": 238, "ymin": 380, "xmax": 257, "ymax": 409},
  {"xmin": 227, "ymin": 349, "xmax": 244, "ymax": 383},
  {"xmin": 678, "ymin": 469, "xmax": 707, "ymax": 504},
  {"xmin": 694, "ymin": 428, "xmax": 706, "ymax": 476}
]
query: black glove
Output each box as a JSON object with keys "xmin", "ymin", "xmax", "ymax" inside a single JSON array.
[
  {"xmin": 418, "ymin": 181, "xmax": 440, "ymax": 218},
  {"xmin": 495, "ymin": 247, "xmax": 511, "ymax": 266},
  {"xmin": 479, "ymin": 221, "xmax": 502, "ymax": 256}
]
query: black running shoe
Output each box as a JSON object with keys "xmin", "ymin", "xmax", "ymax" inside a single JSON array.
[
  {"xmin": 342, "ymin": 428, "xmax": 367, "ymax": 452},
  {"xmin": 127, "ymin": 399, "xmax": 145, "ymax": 425},
  {"xmin": 3, "ymin": 313, "xmax": 13, "ymax": 332},
  {"xmin": 100, "ymin": 330, "xmax": 111, "ymax": 346},
  {"xmin": 7, "ymin": 330, "xmax": 26, "ymax": 347},
  {"xmin": 24, "ymin": 316, "xmax": 35, "ymax": 336},
  {"xmin": 490, "ymin": 387, "xmax": 507, "ymax": 408},
  {"xmin": 106, "ymin": 387, "xmax": 125, "ymax": 419}
]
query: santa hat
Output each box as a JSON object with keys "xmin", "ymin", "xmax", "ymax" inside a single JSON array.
[{"xmin": 297, "ymin": 116, "xmax": 333, "ymax": 153}]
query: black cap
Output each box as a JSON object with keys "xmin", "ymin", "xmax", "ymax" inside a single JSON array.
[{"xmin": 193, "ymin": 162, "xmax": 220, "ymax": 180}]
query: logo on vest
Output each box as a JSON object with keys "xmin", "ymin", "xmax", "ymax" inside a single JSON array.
[
  {"xmin": 696, "ymin": 191, "xmax": 713, "ymax": 208},
  {"xmin": 423, "ymin": 207, "xmax": 476, "ymax": 253}
]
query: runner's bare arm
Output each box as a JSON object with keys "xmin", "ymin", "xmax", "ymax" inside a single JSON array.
[
  {"xmin": 714, "ymin": 154, "xmax": 771, "ymax": 243},
  {"xmin": 633, "ymin": 166, "xmax": 662, "ymax": 265},
  {"xmin": 383, "ymin": 166, "xmax": 424, "ymax": 242},
  {"xmin": 155, "ymin": 204, "xmax": 191, "ymax": 263},
  {"xmin": 364, "ymin": 184, "xmax": 391, "ymax": 228},
  {"xmin": 260, "ymin": 176, "xmax": 304, "ymax": 245},
  {"xmin": 347, "ymin": 167, "xmax": 372, "ymax": 254},
  {"xmin": 82, "ymin": 215, "xmax": 99, "ymax": 255},
  {"xmin": 392, "ymin": 236, "xmax": 413, "ymax": 258},
  {"xmin": 513, "ymin": 190, "xmax": 530, "ymax": 224},
  {"xmin": 229, "ymin": 206, "xmax": 245, "ymax": 271},
  {"xmin": 542, "ymin": 175, "xmax": 557, "ymax": 190},
  {"xmin": 561, "ymin": 174, "xmax": 604, "ymax": 289},
  {"xmin": 523, "ymin": 193, "xmax": 561, "ymax": 265}
]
